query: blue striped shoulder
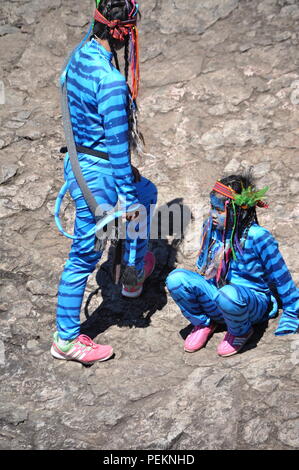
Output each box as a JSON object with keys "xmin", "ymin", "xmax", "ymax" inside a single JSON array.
[
  {"xmin": 98, "ymin": 68, "xmax": 128, "ymax": 92},
  {"xmin": 247, "ymin": 224, "xmax": 280, "ymax": 262},
  {"xmin": 247, "ymin": 224, "xmax": 275, "ymax": 243},
  {"xmin": 96, "ymin": 69, "xmax": 129, "ymax": 115}
]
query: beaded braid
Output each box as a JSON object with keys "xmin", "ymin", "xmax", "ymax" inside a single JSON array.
[
  {"xmin": 123, "ymin": 35, "xmax": 138, "ymax": 152},
  {"xmin": 108, "ymin": 35, "xmax": 120, "ymax": 70},
  {"xmin": 124, "ymin": 36, "xmax": 130, "ymax": 82}
]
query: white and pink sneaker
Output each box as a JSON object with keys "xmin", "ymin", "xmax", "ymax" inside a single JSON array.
[
  {"xmin": 51, "ymin": 333, "xmax": 113, "ymax": 364},
  {"xmin": 122, "ymin": 251, "xmax": 156, "ymax": 298},
  {"xmin": 217, "ymin": 328, "xmax": 254, "ymax": 357}
]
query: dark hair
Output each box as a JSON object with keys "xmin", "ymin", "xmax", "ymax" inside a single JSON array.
[
  {"xmin": 93, "ymin": 1, "xmax": 134, "ymax": 72},
  {"xmin": 217, "ymin": 173, "xmax": 255, "ymax": 194}
]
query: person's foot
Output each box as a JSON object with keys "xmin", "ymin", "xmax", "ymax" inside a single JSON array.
[
  {"xmin": 51, "ymin": 332, "xmax": 114, "ymax": 364},
  {"xmin": 217, "ymin": 328, "xmax": 254, "ymax": 357},
  {"xmin": 184, "ymin": 323, "xmax": 217, "ymax": 353},
  {"xmin": 122, "ymin": 251, "xmax": 156, "ymax": 298}
]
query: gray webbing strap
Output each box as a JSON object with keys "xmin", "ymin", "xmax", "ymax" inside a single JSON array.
[
  {"xmin": 60, "ymin": 75, "xmax": 106, "ymax": 251},
  {"xmin": 60, "ymin": 81, "xmax": 100, "ymax": 218}
]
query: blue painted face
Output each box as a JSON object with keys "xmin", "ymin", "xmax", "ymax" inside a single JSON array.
[{"xmin": 210, "ymin": 194, "xmax": 226, "ymax": 231}]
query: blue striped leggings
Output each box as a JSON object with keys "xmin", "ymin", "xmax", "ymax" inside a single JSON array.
[
  {"xmin": 56, "ymin": 155, "xmax": 157, "ymax": 340},
  {"xmin": 166, "ymin": 269, "xmax": 270, "ymax": 336}
]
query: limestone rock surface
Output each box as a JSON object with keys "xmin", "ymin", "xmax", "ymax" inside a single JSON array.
[{"xmin": 0, "ymin": 0, "xmax": 298, "ymax": 451}]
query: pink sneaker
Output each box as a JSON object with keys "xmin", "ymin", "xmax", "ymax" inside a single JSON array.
[
  {"xmin": 217, "ymin": 328, "xmax": 254, "ymax": 357},
  {"xmin": 184, "ymin": 323, "xmax": 217, "ymax": 353},
  {"xmin": 51, "ymin": 333, "xmax": 114, "ymax": 364},
  {"xmin": 122, "ymin": 251, "xmax": 156, "ymax": 298}
]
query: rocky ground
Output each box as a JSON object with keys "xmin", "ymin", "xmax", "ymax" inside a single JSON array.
[{"xmin": 0, "ymin": 0, "xmax": 299, "ymax": 450}]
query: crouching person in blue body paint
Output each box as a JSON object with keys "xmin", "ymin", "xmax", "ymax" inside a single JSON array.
[
  {"xmin": 51, "ymin": 0, "xmax": 157, "ymax": 365},
  {"xmin": 166, "ymin": 173, "xmax": 299, "ymax": 357}
]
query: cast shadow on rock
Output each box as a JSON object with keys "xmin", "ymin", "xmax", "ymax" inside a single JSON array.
[
  {"xmin": 80, "ymin": 199, "xmax": 193, "ymax": 340},
  {"xmin": 241, "ymin": 319, "xmax": 270, "ymax": 354},
  {"xmin": 236, "ymin": 294, "xmax": 280, "ymax": 354}
]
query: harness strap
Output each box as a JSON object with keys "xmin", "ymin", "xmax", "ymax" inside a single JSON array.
[{"xmin": 60, "ymin": 145, "xmax": 109, "ymax": 161}]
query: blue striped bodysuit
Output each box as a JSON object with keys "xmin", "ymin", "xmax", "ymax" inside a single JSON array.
[{"xmin": 56, "ymin": 39, "xmax": 157, "ymax": 340}]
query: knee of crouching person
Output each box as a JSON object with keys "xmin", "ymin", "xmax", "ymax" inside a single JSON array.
[
  {"xmin": 166, "ymin": 268, "xmax": 190, "ymax": 294},
  {"xmin": 166, "ymin": 269, "xmax": 181, "ymax": 293},
  {"xmin": 216, "ymin": 284, "xmax": 247, "ymax": 314}
]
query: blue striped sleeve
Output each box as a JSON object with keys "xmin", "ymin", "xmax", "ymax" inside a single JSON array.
[
  {"xmin": 97, "ymin": 71, "xmax": 140, "ymax": 212},
  {"xmin": 254, "ymin": 228, "xmax": 299, "ymax": 335}
]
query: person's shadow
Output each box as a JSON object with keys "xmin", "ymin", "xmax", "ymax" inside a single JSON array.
[{"xmin": 80, "ymin": 198, "xmax": 193, "ymax": 339}]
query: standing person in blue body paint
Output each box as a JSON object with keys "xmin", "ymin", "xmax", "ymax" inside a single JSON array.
[
  {"xmin": 166, "ymin": 173, "xmax": 299, "ymax": 357},
  {"xmin": 51, "ymin": 0, "xmax": 157, "ymax": 365}
]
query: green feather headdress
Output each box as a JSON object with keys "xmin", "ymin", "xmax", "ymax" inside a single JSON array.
[{"xmin": 234, "ymin": 186, "xmax": 269, "ymax": 208}]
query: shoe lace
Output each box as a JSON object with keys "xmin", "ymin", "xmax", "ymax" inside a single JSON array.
[{"xmin": 77, "ymin": 335, "xmax": 97, "ymax": 349}]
